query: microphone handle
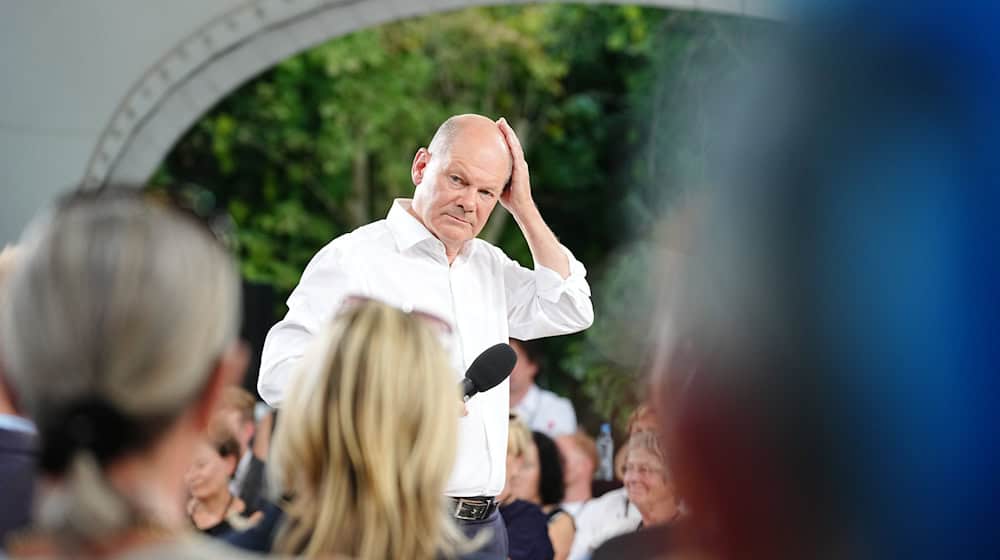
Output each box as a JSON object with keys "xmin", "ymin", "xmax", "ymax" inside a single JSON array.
[{"xmin": 460, "ymin": 377, "xmax": 477, "ymax": 401}]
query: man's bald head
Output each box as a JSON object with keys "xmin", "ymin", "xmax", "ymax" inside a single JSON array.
[
  {"xmin": 427, "ymin": 114, "xmax": 513, "ymax": 175},
  {"xmin": 409, "ymin": 114, "xmax": 514, "ymax": 258}
]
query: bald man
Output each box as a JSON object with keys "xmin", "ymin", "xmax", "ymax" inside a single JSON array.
[{"xmin": 258, "ymin": 115, "xmax": 594, "ymax": 555}]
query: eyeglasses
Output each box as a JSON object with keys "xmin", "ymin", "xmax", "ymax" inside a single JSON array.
[
  {"xmin": 623, "ymin": 462, "xmax": 666, "ymax": 478},
  {"xmin": 337, "ymin": 295, "xmax": 455, "ymax": 354}
]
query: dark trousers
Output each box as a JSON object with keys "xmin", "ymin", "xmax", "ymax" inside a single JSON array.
[{"xmin": 457, "ymin": 509, "xmax": 508, "ymax": 559}]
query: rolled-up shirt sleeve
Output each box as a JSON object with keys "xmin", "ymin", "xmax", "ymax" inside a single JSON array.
[
  {"xmin": 505, "ymin": 244, "xmax": 594, "ymax": 340},
  {"xmin": 257, "ymin": 245, "xmax": 354, "ymax": 407}
]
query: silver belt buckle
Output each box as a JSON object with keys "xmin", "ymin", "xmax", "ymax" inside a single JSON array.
[{"xmin": 454, "ymin": 498, "xmax": 489, "ymax": 521}]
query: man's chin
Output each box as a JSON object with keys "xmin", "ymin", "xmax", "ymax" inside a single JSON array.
[{"xmin": 436, "ymin": 223, "xmax": 475, "ymax": 242}]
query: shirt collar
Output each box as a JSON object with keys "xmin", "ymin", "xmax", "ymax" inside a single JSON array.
[
  {"xmin": 385, "ymin": 199, "xmax": 479, "ymax": 259},
  {"xmin": 386, "ymin": 199, "xmax": 438, "ymax": 253}
]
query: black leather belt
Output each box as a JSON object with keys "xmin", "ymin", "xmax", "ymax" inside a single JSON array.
[{"xmin": 448, "ymin": 496, "xmax": 498, "ymax": 521}]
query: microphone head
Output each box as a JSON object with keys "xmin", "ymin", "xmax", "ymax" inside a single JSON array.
[{"xmin": 465, "ymin": 343, "xmax": 517, "ymax": 396}]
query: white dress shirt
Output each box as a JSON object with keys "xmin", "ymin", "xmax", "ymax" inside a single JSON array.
[
  {"xmin": 258, "ymin": 199, "xmax": 594, "ymax": 497},
  {"xmin": 512, "ymin": 383, "xmax": 578, "ymax": 437},
  {"xmin": 567, "ymin": 487, "xmax": 641, "ymax": 560}
]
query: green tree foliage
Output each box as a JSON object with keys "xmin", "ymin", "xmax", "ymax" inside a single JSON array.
[{"xmin": 154, "ymin": 5, "xmax": 769, "ymax": 432}]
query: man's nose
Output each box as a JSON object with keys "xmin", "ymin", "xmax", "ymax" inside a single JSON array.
[{"xmin": 456, "ymin": 187, "xmax": 476, "ymax": 211}]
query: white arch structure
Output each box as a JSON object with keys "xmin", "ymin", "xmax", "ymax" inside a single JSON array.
[{"xmin": 0, "ymin": 0, "xmax": 782, "ymax": 243}]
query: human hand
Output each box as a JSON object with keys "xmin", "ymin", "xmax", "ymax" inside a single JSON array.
[{"xmin": 497, "ymin": 117, "xmax": 534, "ymax": 217}]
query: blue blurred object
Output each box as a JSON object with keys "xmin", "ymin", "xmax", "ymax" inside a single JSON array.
[{"xmin": 650, "ymin": 1, "xmax": 1000, "ymax": 558}]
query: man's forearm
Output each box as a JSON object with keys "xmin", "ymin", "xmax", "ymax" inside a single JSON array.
[{"xmin": 513, "ymin": 204, "xmax": 570, "ymax": 279}]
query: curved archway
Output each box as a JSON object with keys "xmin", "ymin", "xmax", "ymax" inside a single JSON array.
[{"xmin": 82, "ymin": 0, "xmax": 782, "ymax": 189}]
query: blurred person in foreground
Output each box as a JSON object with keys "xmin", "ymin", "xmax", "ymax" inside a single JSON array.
[
  {"xmin": 592, "ymin": 431, "xmax": 683, "ymax": 560},
  {"xmin": 212, "ymin": 387, "xmax": 269, "ymax": 512},
  {"xmin": 265, "ymin": 299, "xmax": 490, "ymax": 559},
  {"xmin": 555, "ymin": 431, "xmax": 597, "ymax": 518},
  {"xmin": 499, "ymin": 417, "xmax": 554, "ymax": 560},
  {"xmin": 513, "ymin": 431, "xmax": 575, "ymax": 560},
  {"xmin": 0, "ymin": 246, "xmax": 37, "ymax": 548},
  {"xmin": 185, "ymin": 425, "xmax": 261, "ymax": 536},
  {"xmin": 509, "ymin": 338, "xmax": 577, "ymax": 437},
  {"xmin": 643, "ymin": 2, "xmax": 1000, "ymax": 558},
  {"xmin": 0, "ymin": 189, "xmax": 254, "ymax": 558},
  {"xmin": 258, "ymin": 113, "xmax": 594, "ymax": 554}
]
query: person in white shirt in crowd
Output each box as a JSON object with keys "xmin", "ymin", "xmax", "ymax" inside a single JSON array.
[
  {"xmin": 566, "ymin": 405, "xmax": 658, "ymax": 560},
  {"xmin": 509, "ymin": 338, "xmax": 578, "ymax": 437},
  {"xmin": 555, "ymin": 431, "xmax": 598, "ymax": 519},
  {"xmin": 257, "ymin": 114, "xmax": 594, "ymax": 556}
]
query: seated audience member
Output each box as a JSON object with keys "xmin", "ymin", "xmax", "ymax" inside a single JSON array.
[
  {"xmin": 267, "ymin": 299, "xmax": 478, "ymax": 559},
  {"xmin": 621, "ymin": 431, "xmax": 681, "ymax": 529},
  {"xmin": 515, "ymin": 431, "xmax": 575, "ymax": 560},
  {"xmin": 0, "ymin": 246, "xmax": 36, "ymax": 548},
  {"xmin": 591, "ymin": 430, "xmax": 683, "ymax": 560},
  {"xmin": 568, "ymin": 405, "xmax": 656, "ymax": 560},
  {"xmin": 555, "ymin": 431, "xmax": 598, "ymax": 518},
  {"xmin": 0, "ymin": 189, "xmax": 254, "ymax": 557},
  {"xmin": 186, "ymin": 425, "xmax": 260, "ymax": 536},
  {"xmin": 500, "ymin": 417, "xmax": 554, "ymax": 560},
  {"xmin": 213, "ymin": 387, "xmax": 268, "ymax": 511},
  {"xmin": 509, "ymin": 339, "xmax": 577, "ymax": 437}
]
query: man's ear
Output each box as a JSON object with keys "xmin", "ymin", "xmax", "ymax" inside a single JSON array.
[
  {"xmin": 193, "ymin": 341, "xmax": 250, "ymax": 432},
  {"xmin": 411, "ymin": 147, "xmax": 430, "ymax": 187}
]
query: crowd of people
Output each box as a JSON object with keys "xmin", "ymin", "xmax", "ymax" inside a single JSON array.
[
  {"xmin": 0, "ymin": 116, "xmax": 682, "ymax": 559},
  {"xmin": 2, "ymin": 5, "xmax": 996, "ymax": 553}
]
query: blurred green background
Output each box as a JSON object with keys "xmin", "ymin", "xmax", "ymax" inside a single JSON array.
[{"xmin": 152, "ymin": 4, "xmax": 770, "ymax": 434}]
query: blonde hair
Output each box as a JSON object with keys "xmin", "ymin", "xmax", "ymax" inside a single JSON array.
[
  {"xmin": 0, "ymin": 190, "xmax": 240, "ymax": 541},
  {"xmin": 508, "ymin": 415, "xmax": 533, "ymax": 458},
  {"xmin": 220, "ymin": 385, "xmax": 257, "ymax": 423},
  {"xmin": 271, "ymin": 300, "xmax": 463, "ymax": 559},
  {"xmin": 626, "ymin": 430, "xmax": 671, "ymax": 481}
]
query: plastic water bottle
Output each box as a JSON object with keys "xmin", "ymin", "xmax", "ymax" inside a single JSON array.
[{"xmin": 595, "ymin": 423, "xmax": 615, "ymax": 480}]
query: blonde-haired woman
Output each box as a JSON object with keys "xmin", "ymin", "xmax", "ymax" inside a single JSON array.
[
  {"xmin": 269, "ymin": 299, "xmax": 477, "ymax": 559},
  {"xmin": 499, "ymin": 416, "xmax": 554, "ymax": 560},
  {"xmin": 0, "ymin": 189, "xmax": 252, "ymax": 557}
]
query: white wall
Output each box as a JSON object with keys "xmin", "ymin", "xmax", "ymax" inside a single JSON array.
[{"xmin": 0, "ymin": 0, "xmax": 247, "ymax": 243}]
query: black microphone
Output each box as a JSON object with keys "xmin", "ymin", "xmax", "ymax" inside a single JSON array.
[{"xmin": 461, "ymin": 343, "xmax": 517, "ymax": 401}]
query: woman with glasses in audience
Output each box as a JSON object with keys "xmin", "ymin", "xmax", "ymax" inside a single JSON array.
[
  {"xmin": 620, "ymin": 431, "xmax": 680, "ymax": 529},
  {"xmin": 267, "ymin": 298, "xmax": 482, "ymax": 559},
  {"xmin": 590, "ymin": 431, "xmax": 683, "ymax": 560},
  {"xmin": 0, "ymin": 189, "xmax": 253, "ymax": 557}
]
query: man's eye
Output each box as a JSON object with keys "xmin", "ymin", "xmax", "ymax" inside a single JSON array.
[
  {"xmin": 479, "ymin": 190, "xmax": 494, "ymax": 198},
  {"xmin": 450, "ymin": 175, "xmax": 462, "ymax": 183}
]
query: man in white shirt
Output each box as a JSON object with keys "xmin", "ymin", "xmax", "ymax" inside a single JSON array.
[
  {"xmin": 509, "ymin": 338, "xmax": 577, "ymax": 437},
  {"xmin": 257, "ymin": 114, "xmax": 594, "ymax": 556}
]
